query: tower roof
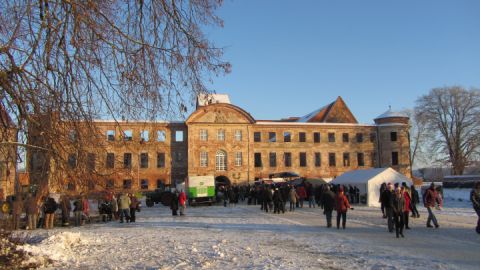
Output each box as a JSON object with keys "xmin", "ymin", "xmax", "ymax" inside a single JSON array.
[{"xmin": 374, "ymin": 108, "xmax": 408, "ymax": 120}]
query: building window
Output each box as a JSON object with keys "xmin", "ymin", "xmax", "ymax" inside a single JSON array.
[
  {"xmin": 141, "ymin": 179, "xmax": 149, "ymax": 190},
  {"xmin": 328, "ymin": 153, "xmax": 336, "ymax": 167},
  {"xmin": 269, "ymin": 152, "xmax": 277, "ymax": 167},
  {"xmin": 124, "ymin": 153, "xmax": 132, "ymax": 169},
  {"xmin": 342, "ymin": 133, "xmax": 349, "ymax": 143},
  {"xmin": 140, "ymin": 130, "xmax": 149, "ymax": 142},
  {"xmin": 140, "ymin": 153, "xmax": 148, "ymax": 168},
  {"xmin": 200, "ymin": 151, "xmax": 208, "ymax": 167},
  {"xmin": 392, "ymin": 152, "xmax": 399, "ymax": 165},
  {"xmin": 87, "ymin": 153, "xmax": 95, "ymax": 171},
  {"xmin": 356, "ymin": 133, "xmax": 363, "ymax": 143},
  {"xmin": 106, "ymin": 130, "xmax": 115, "ymax": 141},
  {"xmin": 216, "ymin": 150, "xmax": 227, "ymax": 171},
  {"xmin": 67, "ymin": 182, "xmax": 76, "ymax": 191},
  {"xmin": 254, "ymin": 132, "xmax": 261, "ymax": 142},
  {"xmin": 284, "ymin": 152, "xmax": 292, "ymax": 167},
  {"xmin": 315, "ymin": 153, "xmax": 321, "ymax": 167},
  {"xmin": 328, "ymin": 132, "xmax": 335, "ymax": 143},
  {"xmin": 269, "ymin": 132, "xmax": 276, "ymax": 142},
  {"xmin": 106, "ymin": 179, "xmax": 114, "ymax": 189},
  {"xmin": 123, "ymin": 179, "xmax": 132, "ymax": 189},
  {"xmin": 175, "ymin": 130, "xmax": 184, "ymax": 142},
  {"xmin": 254, "ymin": 153, "xmax": 262, "ymax": 167},
  {"xmin": 200, "ymin": 129, "xmax": 208, "ymax": 141},
  {"xmin": 370, "ymin": 133, "xmax": 376, "ymax": 143},
  {"xmin": 314, "ymin": 132, "xmax": 320, "ymax": 143},
  {"xmin": 123, "ymin": 130, "xmax": 133, "ymax": 141},
  {"xmin": 299, "ymin": 132, "xmax": 306, "ymax": 142},
  {"xmin": 68, "ymin": 154, "xmax": 77, "ymax": 168},
  {"xmin": 357, "ymin": 152, "xmax": 365, "ymax": 166},
  {"xmin": 372, "ymin": 151, "xmax": 377, "ymax": 167},
  {"xmin": 343, "ymin": 153, "xmax": 350, "ymax": 167},
  {"xmin": 106, "ymin": 153, "xmax": 115, "ymax": 168},
  {"xmin": 284, "ymin": 132, "xmax": 291, "ymax": 142},
  {"xmin": 299, "ymin": 152, "xmax": 307, "ymax": 167},
  {"xmin": 235, "ymin": 152, "xmax": 242, "ymax": 166},
  {"xmin": 157, "ymin": 152, "xmax": 165, "ymax": 168},
  {"xmin": 217, "ymin": 129, "xmax": 225, "ymax": 141},
  {"xmin": 235, "ymin": 130, "xmax": 242, "ymax": 141},
  {"xmin": 390, "ymin": 132, "xmax": 397, "ymax": 142},
  {"xmin": 157, "ymin": 130, "xmax": 166, "ymax": 142}
]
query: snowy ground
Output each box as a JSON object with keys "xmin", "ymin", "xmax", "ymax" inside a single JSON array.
[{"xmin": 15, "ymin": 190, "xmax": 480, "ymax": 270}]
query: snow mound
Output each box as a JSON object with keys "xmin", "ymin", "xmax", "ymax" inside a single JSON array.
[{"xmin": 21, "ymin": 231, "xmax": 85, "ymax": 263}]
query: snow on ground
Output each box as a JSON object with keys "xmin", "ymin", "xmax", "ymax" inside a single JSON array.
[{"xmin": 16, "ymin": 191, "xmax": 480, "ymax": 270}]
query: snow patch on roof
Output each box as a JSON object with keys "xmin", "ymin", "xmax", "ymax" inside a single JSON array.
[
  {"xmin": 197, "ymin": 93, "xmax": 231, "ymax": 107},
  {"xmin": 375, "ymin": 108, "xmax": 408, "ymax": 120},
  {"xmin": 296, "ymin": 105, "xmax": 328, "ymax": 122}
]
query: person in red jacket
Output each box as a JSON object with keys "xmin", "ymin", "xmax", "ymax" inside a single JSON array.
[
  {"xmin": 424, "ymin": 183, "xmax": 442, "ymax": 228},
  {"xmin": 401, "ymin": 185, "xmax": 411, "ymax": 230},
  {"xmin": 178, "ymin": 190, "xmax": 187, "ymax": 216},
  {"xmin": 335, "ymin": 186, "xmax": 351, "ymax": 229},
  {"xmin": 296, "ymin": 185, "xmax": 306, "ymax": 208}
]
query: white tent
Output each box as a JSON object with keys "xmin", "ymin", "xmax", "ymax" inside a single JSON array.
[{"xmin": 330, "ymin": 168, "xmax": 412, "ymax": 207}]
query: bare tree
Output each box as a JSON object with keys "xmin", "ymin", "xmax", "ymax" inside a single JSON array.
[
  {"xmin": 403, "ymin": 108, "xmax": 429, "ymax": 169},
  {"xmin": 0, "ymin": 0, "xmax": 229, "ymax": 193},
  {"xmin": 415, "ymin": 86, "xmax": 480, "ymax": 175}
]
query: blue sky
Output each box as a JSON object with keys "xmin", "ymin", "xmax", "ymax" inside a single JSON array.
[{"xmin": 202, "ymin": 0, "xmax": 480, "ymax": 123}]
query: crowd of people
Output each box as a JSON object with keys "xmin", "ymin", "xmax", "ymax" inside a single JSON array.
[
  {"xmin": 3, "ymin": 192, "xmax": 141, "ymax": 230},
  {"xmin": 2, "ymin": 181, "xmax": 479, "ymax": 236}
]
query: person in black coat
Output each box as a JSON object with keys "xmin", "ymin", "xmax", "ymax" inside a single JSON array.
[
  {"xmin": 170, "ymin": 192, "xmax": 179, "ymax": 216},
  {"xmin": 321, "ymin": 185, "xmax": 336, "ymax": 228},
  {"xmin": 410, "ymin": 185, "xmax": 420, "ymax": 218},
  {"xmin": 392, "ymin": 188, "xmax": 405, "ymax": 238},
  {"xmin": 263, "ymin": 185, "xmax": 273, "ymax": 213},
  {"xmin": 273, "ymin": 188, "xmax": 284, "ymax": 214},
  {"xmin": 380, "ymin": 183, "xmax": 395, "ymax": 233}
]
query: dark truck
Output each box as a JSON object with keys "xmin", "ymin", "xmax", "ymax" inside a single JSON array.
[{"xmin": 145, "ymin": 189, "xmax": 172, "ymax": 207}]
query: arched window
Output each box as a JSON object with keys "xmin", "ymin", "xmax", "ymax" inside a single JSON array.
[{"xmin": 216, "ymin": 150, "xmax": 227, "ymax": 171}]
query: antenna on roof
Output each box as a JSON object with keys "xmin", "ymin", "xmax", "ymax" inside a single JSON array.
[{"xmin": 388, "ymin": 105, "xmax": 391, "ymax": 110}]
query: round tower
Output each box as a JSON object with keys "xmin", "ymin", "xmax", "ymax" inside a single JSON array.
[{"xmin": 374, "ymin": 108, "xmax": 411, "ymax": 178}]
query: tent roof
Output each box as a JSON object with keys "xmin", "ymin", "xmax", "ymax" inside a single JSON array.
[{"xmin": 331, "ymin": 168, "xmax": 410, "ymax": 185}]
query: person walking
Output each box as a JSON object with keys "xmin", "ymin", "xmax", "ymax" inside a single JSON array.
[
  {"xmin": 321, "ymin": 185, "xmax": 336, "ymax": 228},
  {"xmin": 392, "ymin": 188, "xmax": 405, "ymax": 238},
  {"xmin": 296, "ymin": 185, "xmax": 306, "ymax": 208},
  {"xmin": 129, "ymin": 194, "xmax": 139, "ymax": 222},
  {"xmin": 179, "ymin": 190, "xmax": 187, "ymax": 216},
  {"xmin": 306, "ymin": 183, "xmax": 315, "ymax": 208},
  {"xmin": 401, "ymin": 185, "xmax": 411, "ymax": 230},
  {"xmin": 60, "ymin": 195, "xmax": 71, "ymax": 227},
  {"xmin": 424, "ymin": 183, "xmax": 441, "ymax": 228},
  {"xmin": 25, "ymin": 193, "xmax": 39, "ymax": 230},
  {"xmin": 381, "ymin": 183, "xmax": 395, "ymax": 233},
  {"xmin": 73, "ymin": 197, "xmax": 83, "ymax": 226},
  {"xmin": 335, "ymin": 187, "xmax": 351, "ymax": 229},
  {"xmin": 111, "ymin": 195, "xmax": 119, "ymax": 220},
  {"xmin": 44, "ymin": 196, "xmax": 58, "ymax": 229},
  {"xmin": 379, "ymin": 183, "xmax": 387, "ymax": 218},
  {"xmin": 82, "ymin": 196, "xmax": 90, "ymax": 224},
  {"xmin": 470, "ymin": 182, "xmax": 480, "ymax": 234},
  {"xmin": 12, "ymin": 195, "xmax": 23, "ymax": 230},
  {"xmin": 273, "ymin": 188, "xmax": 284, "ymax": 214},
  {"xmin": 118, "ymin": 193, "xmax": 131, "ymax": 223},
  {"xmin": 410, "ymin": 185, "xmax": 420, "ymax": 218},
  {"xmin": 170, "ymin": 191, "xmax": 179, "ymax": 216},
  {"xmin": 289, "ymin": 186, "xmax": 298, "ymax": 212}
]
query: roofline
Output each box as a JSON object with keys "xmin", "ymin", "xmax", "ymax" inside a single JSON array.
[
  {"xmin": 255, "ymin": 121, "xmax": 375, "ymax": 127},
  {"xmin": 92, "ymin": 119, "xmax": 185, "ymax": 124}
]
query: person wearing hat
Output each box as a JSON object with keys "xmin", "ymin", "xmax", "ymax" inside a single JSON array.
[
  {"xmin": 424, "ymin": 183, "xmax": 441, "ymax": 228},
  {"xmin": 335, "ymin": 186, "xmax": 351, "ymax": 229},
  {"xmin": 380, "ymin": 183, "xmax": 395, "ymax": 233}
]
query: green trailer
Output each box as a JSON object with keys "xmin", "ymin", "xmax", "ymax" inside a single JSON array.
[{"xmin": 187, "ymin": 175, "xmax": 215, "ymax": 206}]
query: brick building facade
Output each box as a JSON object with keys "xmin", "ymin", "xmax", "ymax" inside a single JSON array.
[{"xmin": 28, "ymin": 95, "xmax": 411, "ymax": 193}]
